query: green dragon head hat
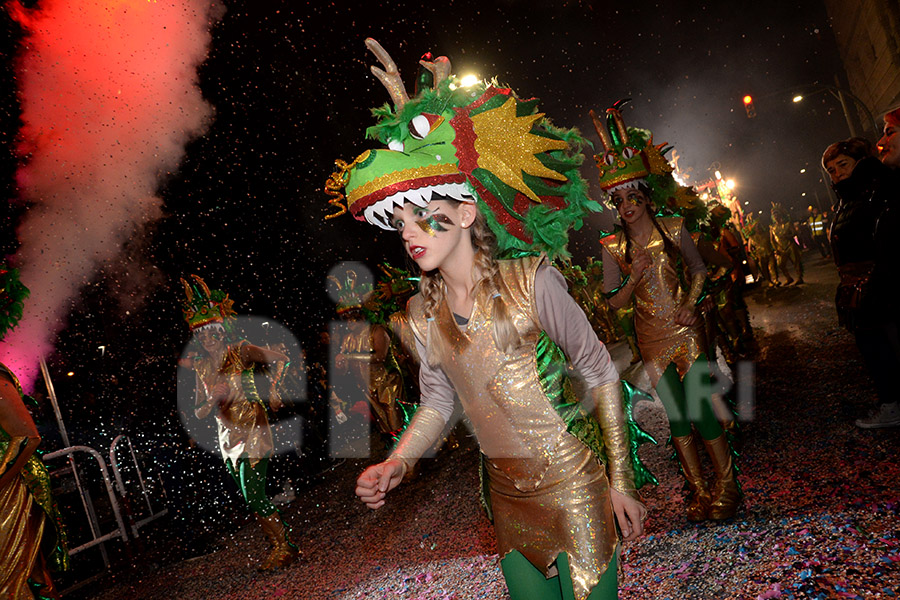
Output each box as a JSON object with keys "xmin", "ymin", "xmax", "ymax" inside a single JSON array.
[
  {"xmin": 326, "ymin": 269, "xmax": 373, "ymax": 317},
  {"xmin": 324, "ymin": 39, "xmax": 598, "ymax": 259},
  {"xmin": 590, "ymin": 100, "xmax": 708, "ymax": 231},
  {"xmin": 180, "ymin": 274, "xmax": 236, "ymax": 332}
]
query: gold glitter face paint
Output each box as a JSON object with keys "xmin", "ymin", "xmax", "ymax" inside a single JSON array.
[
  {"xmin": 415, "ymin": 212, "xmax": 455, "ymax": 237},
  {"xmin": 611, "ymin": 189, "xmax": 647, "ymax": 209}
]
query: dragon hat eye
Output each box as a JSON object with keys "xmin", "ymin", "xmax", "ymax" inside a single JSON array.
[
  {"xmin": 621, "ymin": 147, "xmax": 636, "ymax": 159},
  {"xmin": 409, "ymin": 113, "xmax": 443, "ymax": 140},
  {"xmin": 603, "ymin": 151, "xmax": 617, "ymax": 166}
]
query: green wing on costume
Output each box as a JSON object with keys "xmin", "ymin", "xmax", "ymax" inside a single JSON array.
[
  {"xmin": 535, "ymin": 334, "xmax": 657, "ymax": 489},
  {"xmin": 480, "ymin": 334, "xmax": 657, "ymax": 520}
]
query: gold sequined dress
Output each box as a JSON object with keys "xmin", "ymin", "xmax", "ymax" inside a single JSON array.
[
  {"xmin": 194, "ymin": 342, "xmax": 273, "ymax": 468},
  {"xmin": 406, "ymin": 256, "xmax": 626, "ymax": 600},
  {"xmin": 1, "ymin": 364, "xmax": 68, "ymax": 599},
  {"xmin": 601, "ymin": 217, "xmax": 707, "ymax": 386}
]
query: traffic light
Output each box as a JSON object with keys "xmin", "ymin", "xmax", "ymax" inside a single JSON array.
[{"xmin": 743, "ymin": 95, "xmax": 757, "ymax": 118}]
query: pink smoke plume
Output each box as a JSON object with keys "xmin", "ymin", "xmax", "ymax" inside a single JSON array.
[{"xmin": 1, "ymin": 0, "xmax": 223, "ymax": 390}]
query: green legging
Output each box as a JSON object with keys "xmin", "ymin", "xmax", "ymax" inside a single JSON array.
[
  {"xmin": 224, "ymin": 456, "xmax": 277, "ymax": 517},
  {"xmin": 655, "ymin": 354, "xmax": 723, "ymax": 440},
  {"xmin": 500, "ymin": 550, "xmax": 618, "ymax": 600}
]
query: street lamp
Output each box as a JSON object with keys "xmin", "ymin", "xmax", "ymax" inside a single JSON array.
[{"xmin": 791, "ymin": 84, "xmax": 879, "ymax": 136}]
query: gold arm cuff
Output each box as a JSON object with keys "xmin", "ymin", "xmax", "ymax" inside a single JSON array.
[
  {"xmin": 388, "ymin": 406, "xmax": 446, "ymax": 472},
  {"xmin": 591, "ymin": 381, "xmax": 638, "ymax": 497},
  {"xmin": 686, "ymin": 273, "xmax": 706, "ymax": 306},
  {"xmin": 0, "ymin": 436, "xmax": 27, "ymax": 478}
]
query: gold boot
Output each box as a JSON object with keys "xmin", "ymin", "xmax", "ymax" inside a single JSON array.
[
  {"xmin": 257, "ymin": 512, "xmax": 299, "ymax": 571},
  {"xmin": 702, "ymin": 434, "xmax": 741, "ymax": 520},
  {"xmin": 672, "ymin": 432, "xmax": 711, "ymax": 521}
]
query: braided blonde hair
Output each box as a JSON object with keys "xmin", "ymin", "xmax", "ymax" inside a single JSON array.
[{"xmin": 419, "ymin": 204, "xmax": 520, "ymax": 366}]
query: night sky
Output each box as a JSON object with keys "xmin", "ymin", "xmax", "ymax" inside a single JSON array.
[{"xmin": 1, "ymin": 0, "xmax": 854, "ymax": 443}]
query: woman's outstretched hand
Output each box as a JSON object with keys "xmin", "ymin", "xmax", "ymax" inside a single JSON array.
[
  {"xmin": 355, "ymin": 459, "xmax": 405, "ymax": 509},
  {"xmin": 609, "ymin": 488, "xmax": 647, "ymax": 541}
]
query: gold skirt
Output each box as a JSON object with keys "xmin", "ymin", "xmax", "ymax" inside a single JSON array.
[
  {"xmin": 637, "ymin": 323, "xmax": 706, "ymax": 387},
  {"xmin": 487, "ymin": 432, "xmax": 617, "ymax": 600},
  {"xmin": 0, "ymin": 476, "xmax": 49, "ymax": 600}
]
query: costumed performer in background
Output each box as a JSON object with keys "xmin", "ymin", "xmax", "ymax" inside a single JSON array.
[
  {"xmin": 1, "ymin": 264, "xmax": 69, "ymax": 599},
  {"xmin": 180, "ymin": 275, "xmax": 298, "ymax": 570},
  {"xmin": 593, "ymin": 103, "xmax": 741, "ymax": 522},
  {"xmin": 330, "ymin": 271, "xmax": 406, "ymax": 441},
  {"xmin": 327, "ymin": 40, "xmax": 651, "ymax": 600},
  {"xmin": 744, "ymin": 214, "xmax": 778, "ymax": 286},
  {"xmin": 769, "ymin": 203, "xmax": 804, "ymax": 285}
]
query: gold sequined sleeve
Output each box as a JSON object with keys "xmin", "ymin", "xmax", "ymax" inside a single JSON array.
[
  {"xmin": 591, "ymin": 381, "xmax": 640, "ymax": 499},
  {"xmin": 387, "ymin": 405, "xmax": 445, "ymax": 474}
]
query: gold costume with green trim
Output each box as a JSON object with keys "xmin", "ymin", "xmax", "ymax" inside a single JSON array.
[
  {"xmin": 193, "ymin": 341, "xmax": 274, "ymax": 469},
  {"xmin": 601, "ymin": 217, "xmax": 707, "ymax": 386},
  {"xmin": 405, "ymin": 256, "xmax": 635, "ymax": 600},
  {"xmin": 1, "ymin": 364, "xmax": 69, "ymax": 599}
]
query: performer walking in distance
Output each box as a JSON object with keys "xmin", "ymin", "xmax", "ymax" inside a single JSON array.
[
  {"xmin": 770, "ymin": 203, "xmax": 804, "ymax": 285},
  {"xmin": 592, "ymin": 103, "xmax": 741, "ymax": 522},
  {"xmin": 329, "ymin": 40, "xmax": 648, "ymax": 600},
  {"xmin": 181, "ymin": 275, "xmax": 299, "ymax": 570}
]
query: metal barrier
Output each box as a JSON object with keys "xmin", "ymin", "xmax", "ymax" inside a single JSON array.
[
  {"xmin": 43, "ymin": 446, "xmax": 129, "ymax": 563},
  {"xmin": 109, "ymin": 434, "xmax": 168, "ymax": 537}
]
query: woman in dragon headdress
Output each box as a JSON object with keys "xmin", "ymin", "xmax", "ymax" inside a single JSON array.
[
  {"xmin": 1, "ymin": 264, "xmax": 69, "ymax": 599},
  {"xmin": 330, "ymin": 40, "xmax": 649, "ymax": 600},
  {"xmin": 591, "ymin": 103, "xmax": 741, "ymax": 523},
  {"xmin": 180, "ymin": 275, "xmax": 298, "ymax": 571}
]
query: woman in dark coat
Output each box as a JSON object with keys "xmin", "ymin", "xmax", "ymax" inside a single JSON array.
[{"xmin": 822, "ymin": 136, "xmax": 900, "ymax": 428}]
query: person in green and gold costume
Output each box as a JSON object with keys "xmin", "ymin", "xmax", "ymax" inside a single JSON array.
[
  {"xmin": 586, "ymin": 258, "xmax": 641, "ymax": 363},
  {"xmin": 592, "ymin": 102, "xmax": 741, "ymax": 523},
  {"xmin": 330, "ymin": 269, "xmax": 414, "ymax": 442},
  {"xmin": 558, "ymin": 261, "xmax": 621, "ymax": 346},
  {"xmin": 0, "ymin": 265, "xmax": 69, "ymax": 599},
  {"xmin": 770, "ymin": 203, "xmax": 804, "ymax": 285},
  {"xmin": 328, "ymin": 40, "xmax": 652, "ymax": 600},
  {"xmin": 180, "ymin": 275, "xmax": 298, "ymax": 571},
  {"xmin": 744, "ymin": 214, "xmax": 779, "ymax": 286}
]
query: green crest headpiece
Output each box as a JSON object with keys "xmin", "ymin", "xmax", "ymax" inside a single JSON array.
[
  {"xmin": 180, "ymin": 274, "xmax": 236, "ymax": 331},
  {"xmin": 324, "ymin": 39, "xmax": 598, "ymax": 259},
  {"xmin": 367, "ymin": 263, "xmax": 420, "ymax": 324},
  {"xmin": 327, "ymin": 270, "xmax": 373, "ymax": 316},
  {"xmin": 591, "ymin": 99, "xmax": 668, "ymax": 194},
  {"xmin": 0, "ymin": 264, "xmax": 29, "ymax": 340},
  {"xmin": 771, "ymin": 202, "xmax": 790, "ymax": 223}
]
